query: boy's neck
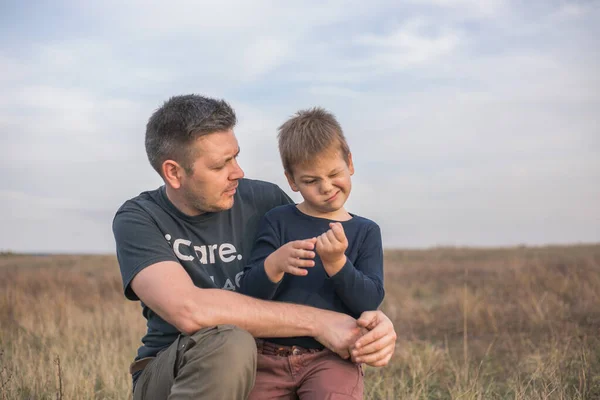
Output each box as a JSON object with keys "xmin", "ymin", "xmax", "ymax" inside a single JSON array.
[{"xmin": 296, "ymin": 202, "xmax": 352, "ymax": 221}]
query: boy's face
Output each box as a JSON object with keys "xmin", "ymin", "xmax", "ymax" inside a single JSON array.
[{"xmin": 285, "ymin": 148, "xmax": 354, "ymax": 216}]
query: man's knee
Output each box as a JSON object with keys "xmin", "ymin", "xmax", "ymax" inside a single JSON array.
[
  {"xmin": 188, "ymin": 325, "xmax": 257, "ymax": 373},
  {"xmin": 168, "ymin": 326, "xmax": 257, "ymax": 398},
  {"xmin": 213, "ymin": 325, "xmax": 257, "ymax": 367}
]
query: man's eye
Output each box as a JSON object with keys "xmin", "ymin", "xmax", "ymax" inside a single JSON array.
[{"xmin": 303, "ymin": 180, "xmax": 315, "ymax": 184}]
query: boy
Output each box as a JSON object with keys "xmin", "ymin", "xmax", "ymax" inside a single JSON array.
[{"xmin": 239, "ymin": 107, "xmax": 385, "ymax": 399}]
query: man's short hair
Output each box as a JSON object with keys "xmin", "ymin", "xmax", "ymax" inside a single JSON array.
[
  {"xmin": 277, "ymin": 107, "xmax": 350, "ymax": 176},
  {"xmin": 146, "ymin": 94, "xmax": 237, "ymax": 176}
]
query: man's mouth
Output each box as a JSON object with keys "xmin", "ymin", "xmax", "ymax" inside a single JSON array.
[{"xmin": 224, "ymin": 184, "xmax": 238, "ymax": 195}]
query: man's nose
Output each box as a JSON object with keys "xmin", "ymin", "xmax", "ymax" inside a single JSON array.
[{"xmin": 230, "ymin": 159, "xmax": 245, "ymax": 180}]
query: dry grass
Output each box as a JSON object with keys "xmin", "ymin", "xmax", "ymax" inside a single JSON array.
[{"xmin": 1, "ymin": 245, "xmax": 599, "ymax": 399}]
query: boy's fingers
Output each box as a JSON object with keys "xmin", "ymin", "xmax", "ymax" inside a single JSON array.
[
  {"xmin": 329, "ymin": 223, "xmax": 346, "ymax": 242},
  {"xmin": 291, "ymin": 258, "xmax": 315, "ymax": 268},
  {"xmin": 293, "ymin": 239, "xmax": 316, "ymax": 250},
  {"xmin": 325, "ymin": 229, "xmax": 338, "ymax": 244},
  {"xmin": 320, "ymin": 232, "xmax": 332, "ymax": 248},
  {"xmin": 294, "ymin": 249, "xmax": 315, "ymax": 259},
  {"xmin": 286, "ymin": 266, "xmax": 309, "ymax": 276}
]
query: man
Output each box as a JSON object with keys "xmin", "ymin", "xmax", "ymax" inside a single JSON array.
[{"xmin": 113, "ymin": 94, "xmax": 397, "ymax": 399}]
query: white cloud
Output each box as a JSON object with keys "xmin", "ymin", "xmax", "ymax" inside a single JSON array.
[
  {"xmin": 240, "ymin": 37, "xmax": 291, "ymax": 81},
  {"xmin": 1, "ymin": 1, "xmax": 599, "ymax": 251},
  {"xmin": 355, "ymin": 24, "xmax": 460, "ymax": 69}
]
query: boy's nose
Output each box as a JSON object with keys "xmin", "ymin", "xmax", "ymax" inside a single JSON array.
[{"xmin": 321, "ymin": 180, "xmax": 333, "ymax": 194}]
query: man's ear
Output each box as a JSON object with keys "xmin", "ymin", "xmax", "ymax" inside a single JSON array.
[
  {"xmin": 347, "ymin": 152, "xmax": 355, "ymax": 175},
  {"xmin": 162, "ymin": 159, "xmax": 184, "ymax": 189},
  {"xmin": 284, "ymin": 171, "xmax": 299, "ymax": 192}
]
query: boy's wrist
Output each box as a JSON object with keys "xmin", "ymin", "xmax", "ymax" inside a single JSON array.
[
  {"xmin": 323, "ymin": 255, "xmax": 347, "ymax": 277},
  {"xmin": 264, "ymin": 254, "xmax": 284, "ymax": 283}
]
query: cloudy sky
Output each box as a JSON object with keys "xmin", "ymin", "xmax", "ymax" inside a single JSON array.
[{"xmin": 1, "ymin": 0, "xmax": 598, "ymax": 253}]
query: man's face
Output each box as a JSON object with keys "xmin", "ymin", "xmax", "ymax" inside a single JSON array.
[
  {"xmin": 180, "ymin": 129, "xmax": 244, "ymax": 214},
  {"xmin": 286, "ymin": 148, "xmax": 354, "ymax": 216}
]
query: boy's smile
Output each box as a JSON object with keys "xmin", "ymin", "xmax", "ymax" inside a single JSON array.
[{"xmin": 285, "ymin": 148, "xmax": 354, "ymax": 221}]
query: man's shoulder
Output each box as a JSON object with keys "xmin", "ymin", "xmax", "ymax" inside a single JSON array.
[
  {"xmin": 114, "ymin": 187, "xmax": 163, "ymax": 218},
  {"xmin": 237, "ymin": 178, "xmax": 292, "ymax": 207},
  {"xmin": 238, "ymin": 178, "xmax": 282, "ymax": 194}
]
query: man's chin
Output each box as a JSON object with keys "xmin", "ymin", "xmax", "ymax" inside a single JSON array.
[{"xmin": 216, "ymin": 197, "xmax": 236, "ymax": 211}]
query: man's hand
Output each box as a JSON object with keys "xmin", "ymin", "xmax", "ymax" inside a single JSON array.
[
  {"xmin": 351, "ymin": 310, "xmax": 397, "ymax": 367},
  {"xmin": 316, "ymin": 222, "xmax": 348, "ymax": 276},
  {"xmin": 314, "ymin": 311, "xmax": 362, "ymax": 359},
  {"xmin": 264, "ymin": 238, "xmax": 317, "ymax": 283}
]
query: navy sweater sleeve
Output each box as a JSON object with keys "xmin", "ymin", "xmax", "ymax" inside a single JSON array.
[
  {"xmin": 239, "ymin": 215, "xmax": 281, "ymax": 299},
  {"xmin": 328, "ymin": 223, "xmax": 385, "ymax": 315}
]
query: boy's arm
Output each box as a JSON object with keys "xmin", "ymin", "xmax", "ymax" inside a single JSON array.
[
  {"xmin": 238, "ymin": 217, "xmax": 282, "ymax": 299},
  {"xmin": 239, "ymin": 217, "xmax": 317, "ymax": 298},
  {"xmin": 327, "ymin": 224, "xmax": 385, "ymax": 315}
]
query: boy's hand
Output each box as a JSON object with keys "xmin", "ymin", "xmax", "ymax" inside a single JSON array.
[
  {"xmin": 264, "ymin": 238, "xmax": 317, "ymax": 283},
  {"xmin": 316, "ymin": 222, "xmax": 348, "ymax": 276}
]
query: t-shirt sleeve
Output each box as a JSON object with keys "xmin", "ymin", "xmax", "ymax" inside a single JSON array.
[
  {"xmin": 112, "ymin": 203, "xmax": 178, "ymax": 300},
  {"xmin": 276, "ymin": 186, "xmax": 294, "ymax": 207}
]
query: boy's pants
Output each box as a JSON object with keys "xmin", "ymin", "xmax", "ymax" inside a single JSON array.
[
  {"xmin": 131, "ymin": 325, "xmax": 257, "ymax": 399},
  {"xmin": 248, "ymin": 339, "xmax": 364, "ymax": 400}
]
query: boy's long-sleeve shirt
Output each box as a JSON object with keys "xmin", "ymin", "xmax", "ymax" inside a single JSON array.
[{"xmin": 239, "ymin": 204, "xmax": 385, "ymax": 349}]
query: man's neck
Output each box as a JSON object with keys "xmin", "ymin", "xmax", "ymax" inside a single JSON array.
[{"xmin": 164, "ymin": 185, "xmax": 205, "ymax": 217}]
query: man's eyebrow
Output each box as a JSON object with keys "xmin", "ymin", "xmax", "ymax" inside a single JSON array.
[
  {"xmin": 225, "ymin": 148, "xmax": 241, "ymax": 161},
  {"xmin": 213, "ymin": 148, "xmax": 241, "ymax": 165}
]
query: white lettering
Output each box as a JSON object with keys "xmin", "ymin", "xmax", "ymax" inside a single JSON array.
[
  {"xmin": 170, "ymin": 238, "xmax": 243, "ymax": 264},
  {"xmin": 235, "ymin": 271, "xmax": 244, "ymax": 287},
  {"xmin": 223, "ymin": 279, "xmax": 235, "ymax": 290},
  {"xmin": 208, "ymin": 244, "xmax": 218, "ymax": 264},
  {"xmin": 219, "ymin": 243, "xmax": 237, "ymax": 263},
  {"xmin": 173, "ymin": 239, "xmax": 194, "ymax": 261},
  {"xmin": 194, "ymin": 245, "xmax": 208, "ymax": 264}
]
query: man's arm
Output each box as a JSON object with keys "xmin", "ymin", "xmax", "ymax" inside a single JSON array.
[{"xmin": 131, "ymin": 260, "xmax": 360, "ymax": 358}]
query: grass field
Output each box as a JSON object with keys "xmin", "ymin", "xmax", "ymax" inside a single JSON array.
[{"xmin": 1, "ymin": 244, "xmax": 599, "ymax": 399}]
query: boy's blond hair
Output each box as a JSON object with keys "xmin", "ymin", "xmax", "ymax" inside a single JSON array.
[{"xmin": 277, "ymin": 107, "xmax": 350, "ymax": 176}]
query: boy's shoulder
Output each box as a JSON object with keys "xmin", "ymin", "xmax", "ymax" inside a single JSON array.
[
  {"xmin": 263, "ymin": 203, "xmax": 297, "ymax": 219},
  {"xmin": 349, "ymin": 213, "xmax": 380, "ymax": 230}
]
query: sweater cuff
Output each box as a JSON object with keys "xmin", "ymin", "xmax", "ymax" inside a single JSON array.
[
  {"xmin": 255, "ymin": 261, "xmax": 282, "ymax": 299},
  {"xmin": 328, "ymin": 258, "xmax": 353, "ymax": 283}
]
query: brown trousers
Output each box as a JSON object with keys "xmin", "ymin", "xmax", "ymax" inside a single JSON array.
[
  {"xmin": 248, "ymin": 341, "xmax": 364, "ymax": 400},
  {"xmin": 132, "ymin": 325, "xmax": 257, "ymax": 400}
]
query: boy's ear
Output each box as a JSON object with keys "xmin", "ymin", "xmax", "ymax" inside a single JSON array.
[
  {"xmin": 348, "ymin": 152, "xmax": 355, "ymax": 175},
  {"xmin": 284, "ymin": 171, "xmax": 299, "ymax": 192}
]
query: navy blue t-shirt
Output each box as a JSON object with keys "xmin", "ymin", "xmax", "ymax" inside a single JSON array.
[{"xmin": 239, "ymin": 204, "xmax": 385, "ymax": 349}]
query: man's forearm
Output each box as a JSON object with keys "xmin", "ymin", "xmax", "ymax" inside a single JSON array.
[{"xmin": 179, "ymin": 287, "xmax": 330, "ymax": 338}]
